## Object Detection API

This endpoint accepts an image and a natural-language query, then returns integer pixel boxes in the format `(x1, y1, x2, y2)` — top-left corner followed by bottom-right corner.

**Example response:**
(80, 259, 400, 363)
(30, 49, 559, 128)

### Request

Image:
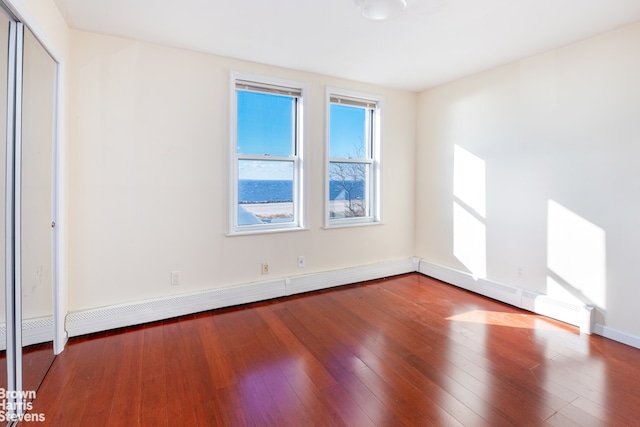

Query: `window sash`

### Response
(238, 153, 297, 161)
(330, 95, 376, 109)
(327, 90, 380, 226)
(328, 157, 373, 165)
(236, 80, 302, 98)
(231, 76, 304, 233)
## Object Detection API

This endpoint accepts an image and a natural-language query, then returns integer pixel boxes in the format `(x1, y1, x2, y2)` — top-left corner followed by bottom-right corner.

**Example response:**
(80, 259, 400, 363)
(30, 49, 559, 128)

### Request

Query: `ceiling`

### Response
(53, 0, 640, 92)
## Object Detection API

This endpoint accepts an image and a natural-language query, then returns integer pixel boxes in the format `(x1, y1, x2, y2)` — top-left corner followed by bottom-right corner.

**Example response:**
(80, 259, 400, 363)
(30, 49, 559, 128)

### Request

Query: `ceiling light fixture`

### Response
(355, 0, 407, 21)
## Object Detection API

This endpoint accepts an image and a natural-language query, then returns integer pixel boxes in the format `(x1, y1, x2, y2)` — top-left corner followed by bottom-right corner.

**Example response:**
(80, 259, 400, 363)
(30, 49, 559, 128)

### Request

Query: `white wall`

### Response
(66, 30, 417, 312)
(416, 21, 640, 338)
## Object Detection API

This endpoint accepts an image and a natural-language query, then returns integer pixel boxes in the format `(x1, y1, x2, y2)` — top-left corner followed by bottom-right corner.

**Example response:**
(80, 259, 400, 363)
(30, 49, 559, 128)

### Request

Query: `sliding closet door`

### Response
(19, 25, 56, 392)
(0, 14, 58, 411)
(0, 11, 10, 394)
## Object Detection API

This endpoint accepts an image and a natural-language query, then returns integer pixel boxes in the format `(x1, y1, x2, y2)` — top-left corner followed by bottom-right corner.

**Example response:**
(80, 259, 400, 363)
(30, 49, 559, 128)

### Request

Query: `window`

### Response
(326, 89, 381, 226)
(230, 74, 305, 234)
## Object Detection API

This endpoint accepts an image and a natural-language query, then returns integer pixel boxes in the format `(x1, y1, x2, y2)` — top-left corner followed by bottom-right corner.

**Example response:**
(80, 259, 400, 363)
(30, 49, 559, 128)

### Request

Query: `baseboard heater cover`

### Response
(62, 257, 640, 349)
(65, 278, 286, 337)
(417, 259, 594, 334)
(286, 258, 416, 296)
(0, 316, 54, 351)
(66, 258, 416, 337)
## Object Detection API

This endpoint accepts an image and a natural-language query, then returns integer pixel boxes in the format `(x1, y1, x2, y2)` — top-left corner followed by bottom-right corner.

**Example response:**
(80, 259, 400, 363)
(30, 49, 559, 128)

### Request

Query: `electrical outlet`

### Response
(262, 262, 269, 275)
(516, 265, 525, 278)
(171, 270, 181, 285)
(298, 256, 305, 268)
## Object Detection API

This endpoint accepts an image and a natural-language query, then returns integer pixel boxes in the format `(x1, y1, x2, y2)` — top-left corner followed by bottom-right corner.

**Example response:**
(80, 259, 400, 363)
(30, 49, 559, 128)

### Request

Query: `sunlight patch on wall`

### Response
(453, 145, 486, 216)
(547, 200, 607, 309)
(453, 145, 486, 279)
(453, 203, 486, 279)
(546, 275, 583, 307)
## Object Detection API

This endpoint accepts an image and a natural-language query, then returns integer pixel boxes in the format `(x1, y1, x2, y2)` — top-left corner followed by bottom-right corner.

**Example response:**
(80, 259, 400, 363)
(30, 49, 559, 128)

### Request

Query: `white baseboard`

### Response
(593, 323, 640, 350)
(417, 259, 595, 335)
(0, 316, 54, 351)
(62, 257, 640, 351)
(286, 258, 416, 295)
(66, 258, 416, 338)
(65, 278, 286, 337)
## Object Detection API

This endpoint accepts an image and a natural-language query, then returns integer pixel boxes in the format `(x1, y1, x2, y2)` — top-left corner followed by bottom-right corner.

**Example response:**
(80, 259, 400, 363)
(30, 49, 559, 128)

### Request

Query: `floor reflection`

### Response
(0, 342, 54, 414)
(22, 342, 55, 393)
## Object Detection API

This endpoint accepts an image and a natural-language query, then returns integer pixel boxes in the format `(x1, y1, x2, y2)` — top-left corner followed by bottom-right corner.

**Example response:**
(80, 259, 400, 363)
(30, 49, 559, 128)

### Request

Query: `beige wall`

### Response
(67, 30, 417, 311)
(416, 22, 640, 337)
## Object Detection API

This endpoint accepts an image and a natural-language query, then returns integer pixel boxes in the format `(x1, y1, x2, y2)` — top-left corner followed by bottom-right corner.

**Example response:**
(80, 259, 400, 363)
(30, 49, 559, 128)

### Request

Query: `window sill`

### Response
(226, 226, 309, 237)
(322, 220, 383, 230)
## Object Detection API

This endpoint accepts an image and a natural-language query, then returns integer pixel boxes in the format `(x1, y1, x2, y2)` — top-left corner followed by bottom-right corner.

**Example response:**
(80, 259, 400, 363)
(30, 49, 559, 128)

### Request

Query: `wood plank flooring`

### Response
(20, 274, 640, 426)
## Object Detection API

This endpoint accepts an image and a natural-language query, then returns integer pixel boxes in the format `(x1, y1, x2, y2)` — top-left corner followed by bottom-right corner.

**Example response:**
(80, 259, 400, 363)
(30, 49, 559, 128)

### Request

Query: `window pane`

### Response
(329, 162, 370, 218)
(238, 160, 294, 225)
(330, 104, 367, 158)
(237, 90, 294, 156)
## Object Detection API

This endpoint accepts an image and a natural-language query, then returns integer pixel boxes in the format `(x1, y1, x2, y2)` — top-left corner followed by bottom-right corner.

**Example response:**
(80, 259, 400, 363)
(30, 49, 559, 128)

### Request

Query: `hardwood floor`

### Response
(20, 274, 640, 426)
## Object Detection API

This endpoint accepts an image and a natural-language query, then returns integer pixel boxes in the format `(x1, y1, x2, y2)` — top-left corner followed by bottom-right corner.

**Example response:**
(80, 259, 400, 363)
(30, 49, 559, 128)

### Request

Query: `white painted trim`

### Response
(52, 61, 67, 354)
(228, 71, 308, 236)
(324, 87, 384, 228)
(593, 323, 640, 350)
(13, 21, 24, 395)
(4, 17, 19, 403)
(66, 258, 416, 337)
(417, 259, 594, 334)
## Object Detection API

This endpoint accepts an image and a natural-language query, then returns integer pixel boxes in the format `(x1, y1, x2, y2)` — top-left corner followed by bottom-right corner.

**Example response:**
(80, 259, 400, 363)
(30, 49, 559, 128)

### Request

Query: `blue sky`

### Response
(237, 91, 293, 156)
(329, 104, 366, 159)
(237, 91, 366, 180)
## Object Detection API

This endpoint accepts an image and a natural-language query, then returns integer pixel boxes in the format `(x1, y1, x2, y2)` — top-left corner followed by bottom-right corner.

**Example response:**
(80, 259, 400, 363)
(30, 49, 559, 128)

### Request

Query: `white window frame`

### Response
(325, 87, 382, 228)
(229, 72, 306, 235)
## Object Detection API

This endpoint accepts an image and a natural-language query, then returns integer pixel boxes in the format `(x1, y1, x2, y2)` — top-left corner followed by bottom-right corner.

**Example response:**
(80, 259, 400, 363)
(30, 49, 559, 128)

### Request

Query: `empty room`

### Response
(1, 0, 640, 425)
